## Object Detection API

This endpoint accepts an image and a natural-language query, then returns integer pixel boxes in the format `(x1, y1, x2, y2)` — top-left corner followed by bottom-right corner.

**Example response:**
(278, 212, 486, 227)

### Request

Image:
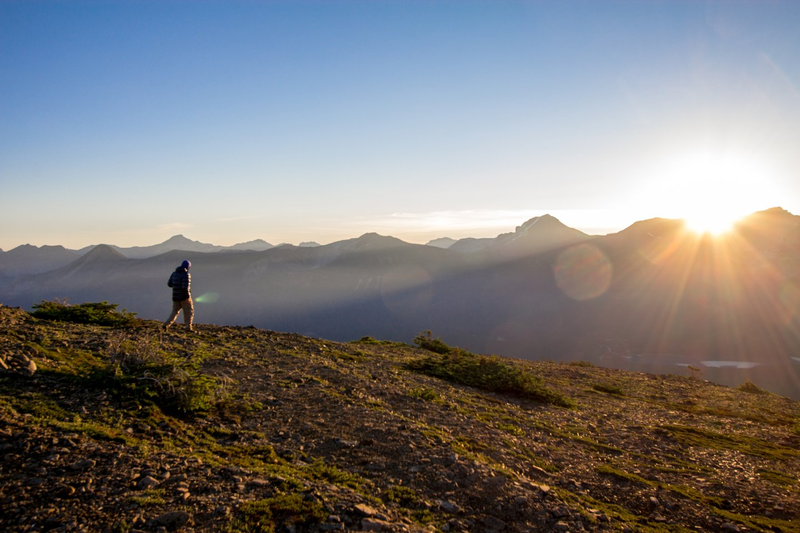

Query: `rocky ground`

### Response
(0, 304, 798, 532)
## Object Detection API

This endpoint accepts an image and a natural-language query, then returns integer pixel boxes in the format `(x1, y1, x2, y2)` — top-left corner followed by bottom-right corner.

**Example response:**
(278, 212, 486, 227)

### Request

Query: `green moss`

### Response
(408, 387, 440, 402)
(382, 484, 421, 507)
(591, 383, 624, 396)
(757, 468, 796, 486)
(303, 460, 366, 491)
(497, 423, 526, 436)
(231, 493, 327, 533)
(663, 425, 798, 460)
(556, 488, 697, 533)
(128, 489, 166, 507)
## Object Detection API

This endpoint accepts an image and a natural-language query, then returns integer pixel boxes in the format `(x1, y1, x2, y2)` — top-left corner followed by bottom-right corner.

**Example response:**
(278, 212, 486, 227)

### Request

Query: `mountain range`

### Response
(1, 208, 799, 398)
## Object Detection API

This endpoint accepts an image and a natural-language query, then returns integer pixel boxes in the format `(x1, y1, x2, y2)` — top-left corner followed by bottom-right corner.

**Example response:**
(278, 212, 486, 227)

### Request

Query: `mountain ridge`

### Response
(0, 305, 798, 532)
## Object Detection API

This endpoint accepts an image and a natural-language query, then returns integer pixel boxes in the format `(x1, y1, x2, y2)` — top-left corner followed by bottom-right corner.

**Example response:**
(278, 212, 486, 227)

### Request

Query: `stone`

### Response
(354, 503, 379, 517)
(56, 484, 76, 497)
(361, 518, 393, 531)
(138, 476, 159, 489)
(552, 507, 570, 518)
(26, 359, 37, 375)
(150, 511, 191, 529)
(438, 500, 461, 514)
(70, 459, 96, 471)
(482, 516, 507, 530)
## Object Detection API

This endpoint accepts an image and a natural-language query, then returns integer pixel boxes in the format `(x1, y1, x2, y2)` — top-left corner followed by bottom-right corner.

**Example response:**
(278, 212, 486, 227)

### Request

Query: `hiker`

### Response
(164, 260, 193, 331)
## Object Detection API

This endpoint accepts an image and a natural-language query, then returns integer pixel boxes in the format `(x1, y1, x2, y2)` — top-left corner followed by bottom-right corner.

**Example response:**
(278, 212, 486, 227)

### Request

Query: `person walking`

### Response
(164, 260, 193, 331)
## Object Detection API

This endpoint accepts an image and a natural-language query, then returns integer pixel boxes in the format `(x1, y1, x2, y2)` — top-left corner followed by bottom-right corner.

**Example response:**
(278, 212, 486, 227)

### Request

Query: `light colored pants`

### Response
(165, 298, 194, 328)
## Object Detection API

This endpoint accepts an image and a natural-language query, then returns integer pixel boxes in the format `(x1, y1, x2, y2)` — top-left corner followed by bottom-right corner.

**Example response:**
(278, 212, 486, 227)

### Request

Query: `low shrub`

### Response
(409, 332, 574, 408)
(408, 387, 440, 402)
(31, 300, 136, 327)
(232, 493, 326, 533)
(103, 333, 228, 416)
(737, 380, 766, 394)
(592, 383, 624, 396)
(413, 330, 454, 355)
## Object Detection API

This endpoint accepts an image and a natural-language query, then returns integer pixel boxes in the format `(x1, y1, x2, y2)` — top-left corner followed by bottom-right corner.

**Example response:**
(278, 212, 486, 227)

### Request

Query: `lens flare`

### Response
(195, 292, 220, 304)
(554, 244, 613, 301)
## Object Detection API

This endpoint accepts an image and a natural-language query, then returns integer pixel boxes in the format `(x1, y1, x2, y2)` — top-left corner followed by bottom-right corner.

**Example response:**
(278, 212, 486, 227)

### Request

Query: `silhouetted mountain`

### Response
(448, 236, 496, 253)
(222, 239, 274, 252)
(487, 214, 591, 257)
(110, 234, 224, 258)
(426, 237, 457, 249)
(0, 244, 79, 277)
(448, 214, 589, 256)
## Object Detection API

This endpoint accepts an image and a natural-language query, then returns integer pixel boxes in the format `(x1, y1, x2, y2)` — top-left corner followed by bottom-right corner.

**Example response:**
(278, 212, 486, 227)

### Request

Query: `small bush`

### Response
(737, 380, 766, 394)
(103, 333, 228, 416)
(32, 300, 136, 327)
(413, 330, 455, 355)
(408, 387, 440, 402)
(382, 485, 421, 506)
(408, 332, 574, 408)
(592, 383, 624, 396)
(351, 336, 407, 347)
(233, 493, 326, 533)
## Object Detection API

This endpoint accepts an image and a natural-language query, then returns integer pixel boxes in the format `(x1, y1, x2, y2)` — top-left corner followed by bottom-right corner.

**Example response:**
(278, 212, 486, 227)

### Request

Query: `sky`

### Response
(1, 0, 799, 250)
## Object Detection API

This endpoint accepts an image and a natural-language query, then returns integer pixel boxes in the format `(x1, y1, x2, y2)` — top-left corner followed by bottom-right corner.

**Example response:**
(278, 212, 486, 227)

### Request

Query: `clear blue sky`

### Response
(2, 1, 799, 249)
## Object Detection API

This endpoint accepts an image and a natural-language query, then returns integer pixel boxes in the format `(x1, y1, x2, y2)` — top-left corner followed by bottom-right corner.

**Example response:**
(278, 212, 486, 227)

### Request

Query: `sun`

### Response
(642, 150, 779, 236)
(683, 211, 739, 235)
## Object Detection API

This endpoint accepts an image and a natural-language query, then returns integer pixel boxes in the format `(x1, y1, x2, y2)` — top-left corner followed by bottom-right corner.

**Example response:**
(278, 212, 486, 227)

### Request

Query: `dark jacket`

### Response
(167, 267, 191, 301)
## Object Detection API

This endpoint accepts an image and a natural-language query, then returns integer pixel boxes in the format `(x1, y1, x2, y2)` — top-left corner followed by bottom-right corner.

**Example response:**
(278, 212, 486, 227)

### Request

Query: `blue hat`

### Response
(181, 260, 191, 269)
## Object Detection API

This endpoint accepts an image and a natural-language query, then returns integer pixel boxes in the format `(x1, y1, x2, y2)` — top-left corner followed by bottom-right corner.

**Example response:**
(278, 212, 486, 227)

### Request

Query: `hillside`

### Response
(1, 305, 798, 532)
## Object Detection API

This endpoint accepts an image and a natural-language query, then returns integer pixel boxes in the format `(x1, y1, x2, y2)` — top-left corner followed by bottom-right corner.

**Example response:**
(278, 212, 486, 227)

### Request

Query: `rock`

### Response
(438, 500, 461, 514)
(70, 459, 96, 471)
(482, 516, 507, 530)
(149, 511, 191, 530)
(25, 359, 36, 375)
(56, 484, 76, 497)
(354, 503, 379, 517)
(361, 518, 393, 531)
(554, 521, 570, 531)
(138, 476, 159, 489)
(721, 524, 741, 532)
(552, 507, 570, 518)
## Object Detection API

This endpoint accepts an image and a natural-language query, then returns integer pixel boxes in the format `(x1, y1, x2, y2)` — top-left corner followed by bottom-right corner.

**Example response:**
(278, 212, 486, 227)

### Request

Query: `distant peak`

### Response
(755, 207, 793, 217)
(164, 234, 194, 243)
(79, 244, 128, 262)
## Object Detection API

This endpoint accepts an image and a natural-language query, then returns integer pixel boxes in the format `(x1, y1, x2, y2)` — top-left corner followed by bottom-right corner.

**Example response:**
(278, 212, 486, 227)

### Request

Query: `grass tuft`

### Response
(408, 332, 574, 408)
